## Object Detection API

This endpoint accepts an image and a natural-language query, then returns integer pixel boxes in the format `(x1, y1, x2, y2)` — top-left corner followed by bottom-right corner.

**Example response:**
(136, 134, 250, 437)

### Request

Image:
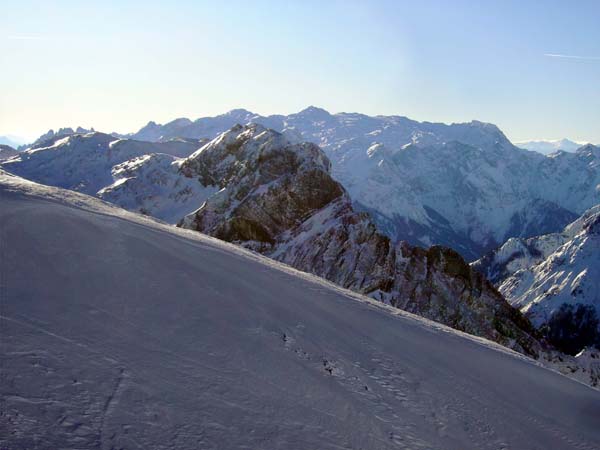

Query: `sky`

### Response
(2, 0, 599, 143)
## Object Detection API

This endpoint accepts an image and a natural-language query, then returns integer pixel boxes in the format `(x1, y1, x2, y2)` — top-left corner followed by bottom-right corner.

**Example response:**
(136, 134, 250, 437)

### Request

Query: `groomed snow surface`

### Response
(1, 172, 600, 450)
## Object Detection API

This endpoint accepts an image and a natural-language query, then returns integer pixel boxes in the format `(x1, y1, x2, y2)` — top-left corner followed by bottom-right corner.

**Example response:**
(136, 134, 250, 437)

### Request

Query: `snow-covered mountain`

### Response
(2, 169, 600, 449)
(128, 108, 600, 260)
(473, 207, 600, 353)
(178, 124, 542, 355)
(7, 122, 600, 368)
(1, 124, 542, 355)
(27, 126, 95, 149)
(2, 132, 203, 197)
(0, 144, 19, 161)
(516, 138, 587, 154)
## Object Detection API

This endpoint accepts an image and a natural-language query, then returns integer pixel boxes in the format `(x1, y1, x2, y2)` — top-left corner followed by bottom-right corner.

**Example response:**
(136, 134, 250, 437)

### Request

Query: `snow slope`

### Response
(128, 108, 600, 259)
(2, 171, 600, 450)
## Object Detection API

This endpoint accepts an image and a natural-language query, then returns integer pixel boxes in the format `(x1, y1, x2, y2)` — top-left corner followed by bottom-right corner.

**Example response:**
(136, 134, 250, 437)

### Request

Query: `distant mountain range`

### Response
(515, 138, 589, 154)
(0, 135, 28, 149)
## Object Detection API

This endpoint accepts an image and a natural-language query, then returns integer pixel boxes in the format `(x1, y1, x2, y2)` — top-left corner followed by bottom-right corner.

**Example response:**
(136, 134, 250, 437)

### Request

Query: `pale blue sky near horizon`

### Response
(2, 0, 599, 143)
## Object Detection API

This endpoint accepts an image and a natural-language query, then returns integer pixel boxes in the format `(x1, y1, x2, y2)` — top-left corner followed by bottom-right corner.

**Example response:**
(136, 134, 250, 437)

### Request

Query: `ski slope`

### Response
(1, 171, 599, 450)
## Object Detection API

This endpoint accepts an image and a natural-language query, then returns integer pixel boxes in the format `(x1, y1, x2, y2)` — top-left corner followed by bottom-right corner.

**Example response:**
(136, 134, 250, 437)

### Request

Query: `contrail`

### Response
(544, 53, 600, 61)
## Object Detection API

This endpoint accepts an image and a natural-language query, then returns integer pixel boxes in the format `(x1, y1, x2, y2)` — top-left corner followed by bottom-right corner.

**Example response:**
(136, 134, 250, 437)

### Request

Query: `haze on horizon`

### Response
(2, 0, 599, 144)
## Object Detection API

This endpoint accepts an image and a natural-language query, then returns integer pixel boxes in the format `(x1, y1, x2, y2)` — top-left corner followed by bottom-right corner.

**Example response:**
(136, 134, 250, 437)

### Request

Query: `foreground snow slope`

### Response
(1, 172, 600, 450)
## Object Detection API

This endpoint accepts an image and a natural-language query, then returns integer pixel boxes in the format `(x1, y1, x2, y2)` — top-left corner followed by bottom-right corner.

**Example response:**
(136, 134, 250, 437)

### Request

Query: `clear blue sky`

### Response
(2, 0, 599, 143)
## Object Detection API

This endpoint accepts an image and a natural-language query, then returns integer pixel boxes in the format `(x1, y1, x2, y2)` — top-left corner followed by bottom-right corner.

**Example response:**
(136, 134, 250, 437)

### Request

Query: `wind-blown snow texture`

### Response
(2, 170, 600, 450)
(474, 206, 600, 328)
(128, 107, 600, 260)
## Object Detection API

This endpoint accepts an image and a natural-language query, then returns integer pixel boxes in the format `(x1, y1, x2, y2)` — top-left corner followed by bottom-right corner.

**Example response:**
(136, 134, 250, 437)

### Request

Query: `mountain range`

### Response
(3, 109, 600, 379)
(473, 206, 600, 354)
(1, 125, 541, 356)
(125, 108, 600, 261)
(516, 138, 588, 154)
(0, 134, 28, 149)
(15, 109, 600, 262)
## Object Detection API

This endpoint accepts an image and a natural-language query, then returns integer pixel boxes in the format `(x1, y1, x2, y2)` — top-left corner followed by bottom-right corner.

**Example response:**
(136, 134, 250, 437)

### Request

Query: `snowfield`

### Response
(1, 171, 600, 450)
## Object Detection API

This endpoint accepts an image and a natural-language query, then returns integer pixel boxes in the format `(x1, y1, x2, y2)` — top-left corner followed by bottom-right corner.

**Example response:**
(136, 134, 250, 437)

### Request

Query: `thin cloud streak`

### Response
(7, 35, 47, 40)
(544, 53, 600, 61)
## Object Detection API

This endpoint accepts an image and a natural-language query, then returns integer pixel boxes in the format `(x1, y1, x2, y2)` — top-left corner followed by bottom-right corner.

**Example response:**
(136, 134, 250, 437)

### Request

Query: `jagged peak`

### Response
(181, 123, 332, 187)
(189, 123, 302, 162)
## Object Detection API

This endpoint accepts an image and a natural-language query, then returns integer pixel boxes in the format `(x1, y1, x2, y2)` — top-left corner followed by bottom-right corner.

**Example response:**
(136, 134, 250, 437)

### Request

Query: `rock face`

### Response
(128, 108, 600, 260)
(181, 124, 541, 356)
(474, 206, 600, 332)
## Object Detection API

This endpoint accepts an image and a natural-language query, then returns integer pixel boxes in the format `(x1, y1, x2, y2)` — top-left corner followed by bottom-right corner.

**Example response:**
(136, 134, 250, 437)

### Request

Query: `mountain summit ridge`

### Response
(120, 108, 600, 260)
